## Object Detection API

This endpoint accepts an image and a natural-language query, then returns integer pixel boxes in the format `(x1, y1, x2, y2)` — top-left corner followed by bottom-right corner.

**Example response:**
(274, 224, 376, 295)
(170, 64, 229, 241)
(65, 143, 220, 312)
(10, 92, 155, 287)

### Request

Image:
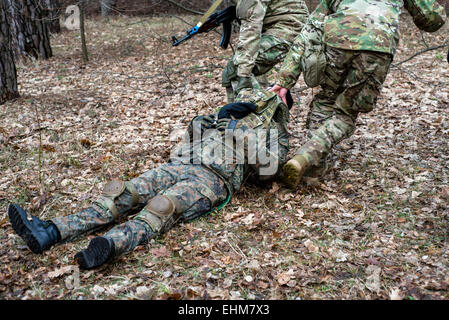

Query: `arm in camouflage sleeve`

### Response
(275, 0, 333, 89)
(234, 0, 269, 78)
(275, 0, 350, 89)
(405, 0, 447, 32)
(275, 33, 306, 89)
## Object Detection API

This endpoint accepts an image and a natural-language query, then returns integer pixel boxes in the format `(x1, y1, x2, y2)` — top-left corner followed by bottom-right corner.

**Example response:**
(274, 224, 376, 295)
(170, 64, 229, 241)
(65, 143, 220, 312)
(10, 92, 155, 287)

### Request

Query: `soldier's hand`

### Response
(215, 118, 232, 131)
(190, 115, 217, 137)
(199, 115, 217, 128)
(270, 85, 288, 106)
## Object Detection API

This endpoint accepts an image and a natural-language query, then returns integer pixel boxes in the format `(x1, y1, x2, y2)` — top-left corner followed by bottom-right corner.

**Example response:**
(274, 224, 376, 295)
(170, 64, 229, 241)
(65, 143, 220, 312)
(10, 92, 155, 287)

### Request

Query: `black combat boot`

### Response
(8, 203, 61, 254)
(74, 237, 115, 270)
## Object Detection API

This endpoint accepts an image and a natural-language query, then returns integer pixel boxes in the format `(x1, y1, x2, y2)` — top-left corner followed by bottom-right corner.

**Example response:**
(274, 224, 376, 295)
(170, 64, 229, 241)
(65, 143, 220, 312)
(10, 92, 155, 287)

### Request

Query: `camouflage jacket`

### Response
(171, 89, 290, 195)
(276, 0, 447, 89)
(230, 0, 309, 77)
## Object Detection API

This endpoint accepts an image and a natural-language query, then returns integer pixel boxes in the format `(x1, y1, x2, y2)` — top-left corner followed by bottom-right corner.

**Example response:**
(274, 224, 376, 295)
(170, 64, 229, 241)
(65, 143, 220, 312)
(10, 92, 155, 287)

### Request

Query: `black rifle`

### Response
(172, 6, 236, 49)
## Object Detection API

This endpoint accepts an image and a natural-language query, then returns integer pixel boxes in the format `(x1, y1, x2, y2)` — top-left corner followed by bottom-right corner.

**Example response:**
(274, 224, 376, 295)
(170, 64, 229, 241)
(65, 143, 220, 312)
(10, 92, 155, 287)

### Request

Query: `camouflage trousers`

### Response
(297, 46, 392, 178)
(51, 163, 228, 255)
(222, 34, 291, 103)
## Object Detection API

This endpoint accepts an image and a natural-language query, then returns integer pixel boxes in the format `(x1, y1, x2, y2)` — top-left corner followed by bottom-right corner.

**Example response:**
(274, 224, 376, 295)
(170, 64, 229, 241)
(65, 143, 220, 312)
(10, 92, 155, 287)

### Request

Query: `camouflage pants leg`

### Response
(222, 34, 290, 103)
(51, 163, 220, 241)
(297, 46, 392, 176)
(100, 164, 228, 255)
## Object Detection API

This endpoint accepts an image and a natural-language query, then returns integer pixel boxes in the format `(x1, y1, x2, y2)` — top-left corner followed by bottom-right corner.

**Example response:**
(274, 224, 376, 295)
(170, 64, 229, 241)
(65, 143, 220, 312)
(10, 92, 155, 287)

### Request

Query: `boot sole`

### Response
(75, 237, 113, 270)
(281, 160, 304, 189)
(8, 204, 44, 254)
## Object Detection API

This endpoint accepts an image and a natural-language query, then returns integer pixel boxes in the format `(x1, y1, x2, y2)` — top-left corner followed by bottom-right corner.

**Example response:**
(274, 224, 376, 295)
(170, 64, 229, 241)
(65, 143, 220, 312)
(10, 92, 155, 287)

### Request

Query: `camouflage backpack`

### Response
(299, 13, 327, 88)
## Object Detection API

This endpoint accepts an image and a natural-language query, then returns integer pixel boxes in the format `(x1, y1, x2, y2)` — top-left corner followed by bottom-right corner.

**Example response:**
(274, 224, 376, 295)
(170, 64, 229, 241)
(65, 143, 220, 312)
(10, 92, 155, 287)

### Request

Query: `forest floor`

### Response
(0, 14, 448, 300)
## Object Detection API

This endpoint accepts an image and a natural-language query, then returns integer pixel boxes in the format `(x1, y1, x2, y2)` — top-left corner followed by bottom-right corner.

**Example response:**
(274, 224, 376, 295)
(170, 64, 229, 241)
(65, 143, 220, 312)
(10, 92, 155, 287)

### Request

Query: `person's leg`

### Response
(292, 47, 353, 183)
(75, 165, 228, 269)
(252, 34, 290, 88)
(301, 48, 353, 182)
(282, 48, 392, 188)
(222, 35, 290, 103)
(9, 163, 182, 253)
(222, 59, 238, 103)
(51, 163, 181, 241)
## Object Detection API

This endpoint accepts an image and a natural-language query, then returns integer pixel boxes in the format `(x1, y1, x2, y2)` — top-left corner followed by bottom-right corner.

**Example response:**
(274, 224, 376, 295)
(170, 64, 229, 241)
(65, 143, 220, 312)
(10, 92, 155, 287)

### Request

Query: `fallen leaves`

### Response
(304, 239, 319, 253)
(0, 14, 448, 301)
(365, 265, 382, 294)
(135, 286, 152, 299)
(389, 287, 403, 300)
(277, 269, 296, 287)
(151, 246, 171, 258)
(246, 259, 261, 271)
(47, 265, 78, 279)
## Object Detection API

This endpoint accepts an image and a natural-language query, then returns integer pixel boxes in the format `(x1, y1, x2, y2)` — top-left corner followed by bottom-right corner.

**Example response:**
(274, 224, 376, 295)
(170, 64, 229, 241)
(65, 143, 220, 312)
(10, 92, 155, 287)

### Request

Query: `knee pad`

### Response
(135, 195, 181, 233)
(95, 180, 139, 221)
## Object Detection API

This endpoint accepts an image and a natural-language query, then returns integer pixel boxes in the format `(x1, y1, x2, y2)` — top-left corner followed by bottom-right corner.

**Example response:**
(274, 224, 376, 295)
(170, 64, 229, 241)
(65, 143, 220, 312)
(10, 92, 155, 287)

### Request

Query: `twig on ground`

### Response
(393, 64, 449, 87)
(420, 31, 430, 49)
(392, 41, 448, 67)
(31, 100, 43, 187)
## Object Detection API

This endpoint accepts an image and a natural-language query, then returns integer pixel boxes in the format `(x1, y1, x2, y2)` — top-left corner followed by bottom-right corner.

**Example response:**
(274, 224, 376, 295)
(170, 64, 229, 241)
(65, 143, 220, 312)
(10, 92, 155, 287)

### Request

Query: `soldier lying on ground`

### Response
(270, 0, 447, 188)
(8, 88, 293, 270)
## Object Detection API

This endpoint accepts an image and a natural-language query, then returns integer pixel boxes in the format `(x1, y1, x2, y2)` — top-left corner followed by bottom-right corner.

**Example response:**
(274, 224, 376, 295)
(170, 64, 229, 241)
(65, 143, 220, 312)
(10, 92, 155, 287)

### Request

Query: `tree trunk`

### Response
(40, 0, 61, 33)
(6, 0, 52, 59)
(80, 0, 88, 62)
(0, 0, 19, 105)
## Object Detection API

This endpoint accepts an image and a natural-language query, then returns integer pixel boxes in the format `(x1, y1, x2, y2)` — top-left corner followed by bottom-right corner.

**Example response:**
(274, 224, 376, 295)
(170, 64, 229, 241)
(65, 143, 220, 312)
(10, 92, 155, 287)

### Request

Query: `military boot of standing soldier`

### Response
(222, 0, 309, 103)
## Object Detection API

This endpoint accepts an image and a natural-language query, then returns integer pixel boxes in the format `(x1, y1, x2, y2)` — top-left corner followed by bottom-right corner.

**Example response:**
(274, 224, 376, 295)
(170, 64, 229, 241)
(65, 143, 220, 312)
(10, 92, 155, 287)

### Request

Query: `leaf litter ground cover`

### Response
(0, 15, 448, 300)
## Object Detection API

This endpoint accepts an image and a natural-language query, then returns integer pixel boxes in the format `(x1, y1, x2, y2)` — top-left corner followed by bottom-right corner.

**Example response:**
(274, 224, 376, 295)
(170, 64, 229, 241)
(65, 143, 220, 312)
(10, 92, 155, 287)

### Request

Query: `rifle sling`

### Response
(197, 0, 224, 27)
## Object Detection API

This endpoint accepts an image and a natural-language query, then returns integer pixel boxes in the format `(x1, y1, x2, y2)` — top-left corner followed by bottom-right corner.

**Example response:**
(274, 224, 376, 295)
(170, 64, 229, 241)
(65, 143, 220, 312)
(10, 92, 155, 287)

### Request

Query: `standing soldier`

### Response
(223, 0, 309, 103)
(271, 0, 447, 188)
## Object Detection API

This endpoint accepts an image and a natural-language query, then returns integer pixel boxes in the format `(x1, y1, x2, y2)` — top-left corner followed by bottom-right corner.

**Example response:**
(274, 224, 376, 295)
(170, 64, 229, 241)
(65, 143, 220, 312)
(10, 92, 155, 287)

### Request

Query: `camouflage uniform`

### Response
(52, 90, 290, 256)
(223, 0, 309, 102)
(276, 0, 446, 180)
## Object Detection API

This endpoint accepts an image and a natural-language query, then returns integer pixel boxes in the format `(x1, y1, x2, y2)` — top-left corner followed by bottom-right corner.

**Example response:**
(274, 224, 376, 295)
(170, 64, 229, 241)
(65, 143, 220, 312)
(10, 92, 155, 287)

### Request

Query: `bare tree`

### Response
(6, 0, 52, 59)
(100, 0, 116, 17)
(0, 0, 19, 105)
(40, 0, 61, 33)
(80, 0, 88, 62)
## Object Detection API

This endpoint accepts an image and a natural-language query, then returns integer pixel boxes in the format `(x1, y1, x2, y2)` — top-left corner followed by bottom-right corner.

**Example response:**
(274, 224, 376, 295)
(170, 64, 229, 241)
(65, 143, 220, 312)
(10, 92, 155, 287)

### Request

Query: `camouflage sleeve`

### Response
(405, 0, 447, 32)
(233, 0, 269, 78)
(275, 0, 332, 89)
(275, 33, 305, 89)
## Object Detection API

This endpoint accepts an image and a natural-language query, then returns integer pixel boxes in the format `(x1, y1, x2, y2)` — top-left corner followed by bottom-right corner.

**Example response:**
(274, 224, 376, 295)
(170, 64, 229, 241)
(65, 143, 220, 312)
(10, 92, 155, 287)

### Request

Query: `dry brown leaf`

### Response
(151, 246, 170, 258)
(277, 272, 291, 286)
(48, 265, 78, 279)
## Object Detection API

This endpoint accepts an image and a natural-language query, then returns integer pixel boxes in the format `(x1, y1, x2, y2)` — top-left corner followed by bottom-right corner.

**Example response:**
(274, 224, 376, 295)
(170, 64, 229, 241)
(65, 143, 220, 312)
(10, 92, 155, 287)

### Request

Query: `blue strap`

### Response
(228, 120, 238, 130)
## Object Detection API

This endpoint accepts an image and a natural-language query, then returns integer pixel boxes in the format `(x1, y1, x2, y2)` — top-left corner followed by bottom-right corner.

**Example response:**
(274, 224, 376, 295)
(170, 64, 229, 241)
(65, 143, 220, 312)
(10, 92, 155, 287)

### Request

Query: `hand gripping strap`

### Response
(95, 180, 139, 221)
